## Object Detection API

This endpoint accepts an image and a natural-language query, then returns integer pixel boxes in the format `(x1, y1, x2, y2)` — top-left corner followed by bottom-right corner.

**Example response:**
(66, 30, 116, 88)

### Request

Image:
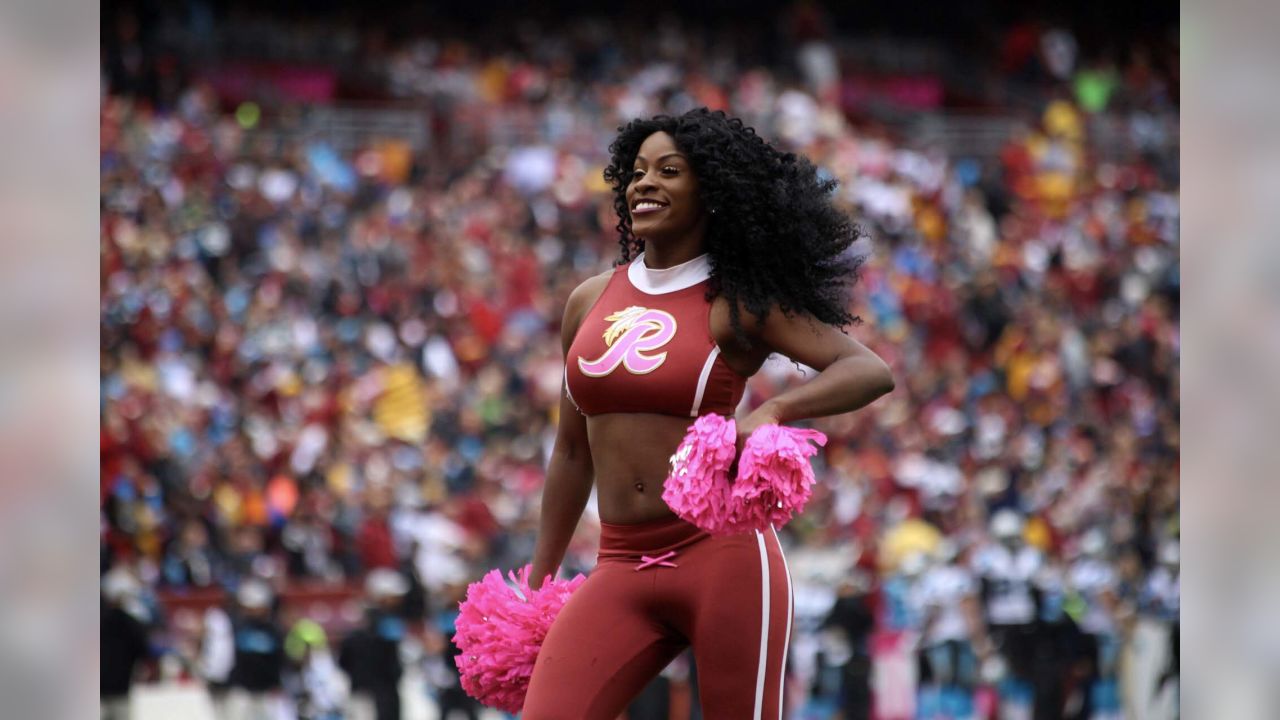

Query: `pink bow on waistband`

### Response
(635, 550, 679, 571)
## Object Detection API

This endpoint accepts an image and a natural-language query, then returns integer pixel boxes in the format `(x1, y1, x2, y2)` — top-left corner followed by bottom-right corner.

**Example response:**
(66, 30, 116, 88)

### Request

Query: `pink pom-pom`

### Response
(452, 565, 585, 713)
(724, 424, 827, 534)
(661, 413, 739, 534)
(662, 415, 827, 535)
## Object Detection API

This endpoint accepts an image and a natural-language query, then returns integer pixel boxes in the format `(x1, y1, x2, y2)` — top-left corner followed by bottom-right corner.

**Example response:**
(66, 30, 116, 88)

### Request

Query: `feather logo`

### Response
(578, 306, 678, 376)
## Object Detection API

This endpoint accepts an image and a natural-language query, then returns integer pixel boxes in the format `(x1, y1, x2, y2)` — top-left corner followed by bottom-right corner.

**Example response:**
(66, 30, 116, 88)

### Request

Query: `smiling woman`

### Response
(521, 107, 894, 719)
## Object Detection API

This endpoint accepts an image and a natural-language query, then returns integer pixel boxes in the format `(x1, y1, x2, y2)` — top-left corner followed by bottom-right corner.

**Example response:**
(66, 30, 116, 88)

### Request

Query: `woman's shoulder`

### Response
(709, 293, 769, 339)
(560, 267, 618, 345)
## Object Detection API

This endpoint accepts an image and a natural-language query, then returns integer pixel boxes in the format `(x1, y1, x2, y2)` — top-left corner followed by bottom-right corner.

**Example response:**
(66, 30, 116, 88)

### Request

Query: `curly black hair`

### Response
(602, 108, 865, 349)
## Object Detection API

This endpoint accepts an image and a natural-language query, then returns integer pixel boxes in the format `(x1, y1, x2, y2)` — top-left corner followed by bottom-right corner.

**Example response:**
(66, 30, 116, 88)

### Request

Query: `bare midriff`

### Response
(586, 412, 699, 524)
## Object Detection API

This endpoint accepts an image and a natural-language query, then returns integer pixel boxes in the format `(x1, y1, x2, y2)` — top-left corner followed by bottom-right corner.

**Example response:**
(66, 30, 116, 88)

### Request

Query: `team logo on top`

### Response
(578, 306, 677, 376)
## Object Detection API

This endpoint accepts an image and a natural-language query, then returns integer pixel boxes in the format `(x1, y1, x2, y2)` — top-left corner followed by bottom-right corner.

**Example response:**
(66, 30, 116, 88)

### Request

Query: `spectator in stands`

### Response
(161, 519, 219, 588)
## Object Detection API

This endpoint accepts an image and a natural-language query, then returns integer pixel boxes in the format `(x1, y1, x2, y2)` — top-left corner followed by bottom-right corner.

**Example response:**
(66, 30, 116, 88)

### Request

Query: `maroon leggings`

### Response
(523, 515, 793, 719)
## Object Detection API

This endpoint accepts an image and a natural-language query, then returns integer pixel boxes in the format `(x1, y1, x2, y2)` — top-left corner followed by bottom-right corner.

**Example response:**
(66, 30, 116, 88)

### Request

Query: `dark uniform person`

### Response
(228, 579, 286, 719)
(427, 582, 483, 720)
(822, 573, 877, 720)
(101, 569, 153, 720)
(340, 569, 409, 720)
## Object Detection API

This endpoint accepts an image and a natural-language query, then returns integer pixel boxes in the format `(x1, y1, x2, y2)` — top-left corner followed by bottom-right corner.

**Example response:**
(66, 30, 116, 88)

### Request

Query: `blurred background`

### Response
(99, 1, 1178, 718)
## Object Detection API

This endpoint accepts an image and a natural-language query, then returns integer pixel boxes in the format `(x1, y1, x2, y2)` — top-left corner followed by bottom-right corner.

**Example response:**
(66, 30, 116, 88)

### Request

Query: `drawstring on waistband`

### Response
(634, 550, 679, 571)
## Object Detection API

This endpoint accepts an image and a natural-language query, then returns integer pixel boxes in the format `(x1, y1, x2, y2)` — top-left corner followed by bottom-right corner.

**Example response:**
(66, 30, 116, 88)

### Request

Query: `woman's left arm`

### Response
(740, 309, 894, 435)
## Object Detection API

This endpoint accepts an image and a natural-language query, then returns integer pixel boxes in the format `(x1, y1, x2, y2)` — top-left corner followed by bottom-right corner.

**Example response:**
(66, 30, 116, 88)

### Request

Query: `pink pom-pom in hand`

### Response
(661, 413, 739, 534)
(662, 415, 828, 535)
(452, 565, 585, 713)
(724, 424, 827, 534)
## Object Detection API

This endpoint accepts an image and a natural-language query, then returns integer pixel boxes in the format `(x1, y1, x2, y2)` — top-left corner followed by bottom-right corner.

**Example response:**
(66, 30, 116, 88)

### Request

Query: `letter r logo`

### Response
(577, 306, 678, 377)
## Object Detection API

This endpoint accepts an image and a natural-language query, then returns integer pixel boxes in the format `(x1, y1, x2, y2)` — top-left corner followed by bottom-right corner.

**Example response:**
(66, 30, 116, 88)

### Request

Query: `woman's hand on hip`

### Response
(732, 400, 783, 475)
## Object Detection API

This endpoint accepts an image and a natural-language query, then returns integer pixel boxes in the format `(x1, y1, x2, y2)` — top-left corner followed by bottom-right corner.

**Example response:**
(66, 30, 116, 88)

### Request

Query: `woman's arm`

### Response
(738, 308, 894, 436)
(528, 276, 607, 590)
(528, 389, 593, 590)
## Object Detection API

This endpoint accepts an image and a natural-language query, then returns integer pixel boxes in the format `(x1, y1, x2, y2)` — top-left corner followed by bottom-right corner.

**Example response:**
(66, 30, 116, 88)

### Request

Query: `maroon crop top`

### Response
(565, 253, 748, 418)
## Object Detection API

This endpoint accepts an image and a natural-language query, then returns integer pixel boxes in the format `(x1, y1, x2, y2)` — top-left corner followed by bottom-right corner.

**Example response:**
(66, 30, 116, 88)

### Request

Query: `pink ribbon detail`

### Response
(634, 550, 679, 571)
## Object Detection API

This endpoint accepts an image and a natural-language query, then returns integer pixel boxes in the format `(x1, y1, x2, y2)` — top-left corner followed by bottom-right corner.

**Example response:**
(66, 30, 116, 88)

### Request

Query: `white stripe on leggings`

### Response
(773, 526, 793, 720)
(754, 531, 770, 720)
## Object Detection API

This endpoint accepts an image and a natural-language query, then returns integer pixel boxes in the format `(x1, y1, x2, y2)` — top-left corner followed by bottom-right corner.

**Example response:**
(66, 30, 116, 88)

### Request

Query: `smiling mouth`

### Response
(632, 200, 668, 214)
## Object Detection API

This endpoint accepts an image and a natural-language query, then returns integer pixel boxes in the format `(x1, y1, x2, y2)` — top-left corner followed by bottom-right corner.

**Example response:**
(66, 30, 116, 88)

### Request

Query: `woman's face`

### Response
(626, 131, 707, 244)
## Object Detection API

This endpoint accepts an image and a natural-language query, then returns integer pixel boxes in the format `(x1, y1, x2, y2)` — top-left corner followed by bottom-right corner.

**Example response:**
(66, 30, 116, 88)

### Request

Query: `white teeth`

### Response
(635, 201, 665, 210)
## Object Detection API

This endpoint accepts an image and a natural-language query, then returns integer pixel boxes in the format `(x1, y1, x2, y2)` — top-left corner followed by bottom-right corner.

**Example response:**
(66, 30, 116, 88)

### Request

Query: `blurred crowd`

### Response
(101, 6, 1178, 720)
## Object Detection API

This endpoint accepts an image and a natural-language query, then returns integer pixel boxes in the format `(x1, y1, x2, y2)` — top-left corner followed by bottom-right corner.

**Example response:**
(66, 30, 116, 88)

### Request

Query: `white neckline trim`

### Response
(627, 251, 711, 295)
